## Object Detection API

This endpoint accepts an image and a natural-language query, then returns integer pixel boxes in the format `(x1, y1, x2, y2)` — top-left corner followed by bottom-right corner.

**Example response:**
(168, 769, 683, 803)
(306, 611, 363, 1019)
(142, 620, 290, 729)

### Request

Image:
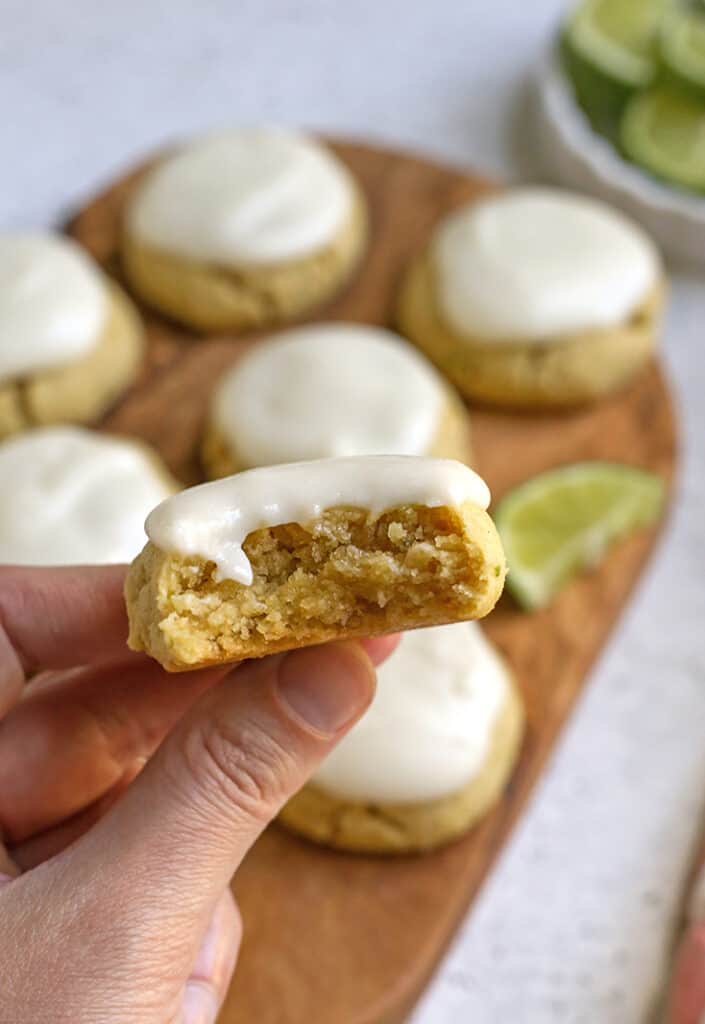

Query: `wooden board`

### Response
(68, 140, 678, 1024)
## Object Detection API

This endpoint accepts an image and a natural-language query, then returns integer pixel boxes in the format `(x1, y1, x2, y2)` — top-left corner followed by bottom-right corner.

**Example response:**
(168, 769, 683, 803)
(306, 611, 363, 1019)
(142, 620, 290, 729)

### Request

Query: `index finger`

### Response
(0, 565, 130, 711)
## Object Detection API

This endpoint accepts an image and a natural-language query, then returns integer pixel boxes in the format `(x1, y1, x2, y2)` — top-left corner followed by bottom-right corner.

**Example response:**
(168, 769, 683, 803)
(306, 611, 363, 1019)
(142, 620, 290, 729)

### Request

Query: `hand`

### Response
(665, 839, 705, 1024)
(0, 565, 390, 1023)
(666, 923, 705, 1024)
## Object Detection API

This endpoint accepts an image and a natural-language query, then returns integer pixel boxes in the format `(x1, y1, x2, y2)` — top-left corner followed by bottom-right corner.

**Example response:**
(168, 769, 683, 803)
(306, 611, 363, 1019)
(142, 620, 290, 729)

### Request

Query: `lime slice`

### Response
(660, 10, 705, 96)
(494, 463, 665, 611)
(567, 0, 667, 87)
(621, 85, 705, 192)
(562, 0, 672, 137)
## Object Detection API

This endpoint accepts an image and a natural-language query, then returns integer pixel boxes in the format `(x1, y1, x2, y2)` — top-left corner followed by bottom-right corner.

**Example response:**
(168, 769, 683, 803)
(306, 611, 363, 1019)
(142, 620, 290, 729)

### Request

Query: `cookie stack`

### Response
(0, 125, 666, 852)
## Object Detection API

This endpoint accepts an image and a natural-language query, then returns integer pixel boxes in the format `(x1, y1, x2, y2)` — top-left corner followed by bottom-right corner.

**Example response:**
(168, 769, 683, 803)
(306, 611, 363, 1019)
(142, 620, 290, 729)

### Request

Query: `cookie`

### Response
(0, 426, 176, 565)
(397, 188, 665, 409)
(280, 622, 524, 853)
(0, 233, 143, 439)
(125, 456, 506, 671)
(122, 128, 367, 332)
(201, 323, 473, 477)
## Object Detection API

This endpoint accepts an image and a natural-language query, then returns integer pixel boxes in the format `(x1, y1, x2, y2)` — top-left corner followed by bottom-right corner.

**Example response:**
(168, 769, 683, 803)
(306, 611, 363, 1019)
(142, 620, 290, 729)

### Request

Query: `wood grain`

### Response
(68, 140, 678, 1024)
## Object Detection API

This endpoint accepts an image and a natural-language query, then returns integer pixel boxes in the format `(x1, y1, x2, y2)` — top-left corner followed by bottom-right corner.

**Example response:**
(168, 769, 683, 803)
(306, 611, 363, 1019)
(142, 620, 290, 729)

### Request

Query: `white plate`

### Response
(534, 50, 705, 269)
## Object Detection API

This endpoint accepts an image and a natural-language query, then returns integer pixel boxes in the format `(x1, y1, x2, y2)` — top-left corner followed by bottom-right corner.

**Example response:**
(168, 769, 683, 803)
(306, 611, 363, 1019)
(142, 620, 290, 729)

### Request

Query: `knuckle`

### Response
(181, 717, 292, 827)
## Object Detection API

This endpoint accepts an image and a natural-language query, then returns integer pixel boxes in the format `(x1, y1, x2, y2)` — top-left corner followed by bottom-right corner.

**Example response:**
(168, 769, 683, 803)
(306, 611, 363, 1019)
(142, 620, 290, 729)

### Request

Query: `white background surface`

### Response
(4, 1, 705, 1020)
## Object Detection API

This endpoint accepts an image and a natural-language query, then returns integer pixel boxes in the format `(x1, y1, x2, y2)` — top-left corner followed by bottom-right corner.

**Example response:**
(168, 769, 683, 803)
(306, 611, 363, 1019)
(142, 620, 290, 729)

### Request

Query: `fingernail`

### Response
(276, 643, 375, 736)
(360, 633, 401, 666)
(182, 981, 219, 1024)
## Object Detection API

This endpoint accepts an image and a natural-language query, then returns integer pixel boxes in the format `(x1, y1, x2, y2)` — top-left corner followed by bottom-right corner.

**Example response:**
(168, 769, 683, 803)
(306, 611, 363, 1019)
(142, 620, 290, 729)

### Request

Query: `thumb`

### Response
(72, 641, 375, 928)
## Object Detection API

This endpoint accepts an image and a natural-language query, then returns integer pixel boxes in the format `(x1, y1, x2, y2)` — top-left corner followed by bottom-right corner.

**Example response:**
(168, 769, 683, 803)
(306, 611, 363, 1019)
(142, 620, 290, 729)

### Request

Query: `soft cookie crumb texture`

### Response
(126, 502, 505, 670)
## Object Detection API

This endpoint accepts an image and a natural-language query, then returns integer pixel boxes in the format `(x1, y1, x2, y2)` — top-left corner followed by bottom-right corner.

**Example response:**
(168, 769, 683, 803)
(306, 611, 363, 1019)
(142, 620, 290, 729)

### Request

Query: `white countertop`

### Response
(4, 1, 705, 1020)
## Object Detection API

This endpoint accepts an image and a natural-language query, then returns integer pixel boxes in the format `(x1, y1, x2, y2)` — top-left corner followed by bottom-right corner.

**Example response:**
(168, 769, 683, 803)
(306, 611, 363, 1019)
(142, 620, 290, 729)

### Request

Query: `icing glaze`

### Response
(212, 323, 446, 465)
(433, 187, 659, 344)
(0, 233, 107, 384)
(0, 427, 172, 565)
(127, 128, 355, 266)
(146, 455, 491, 585)
(313, 622, 509, 803)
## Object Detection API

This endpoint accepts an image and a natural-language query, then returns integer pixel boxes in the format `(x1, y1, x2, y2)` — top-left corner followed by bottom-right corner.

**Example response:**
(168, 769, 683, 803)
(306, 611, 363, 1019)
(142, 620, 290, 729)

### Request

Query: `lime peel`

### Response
(565, 0, 673, 82)
(660, 10, 705, 93)
(494, 462, 665, 611)
(621, 86, 705, 192)
(561, 0, 681, 139)
(568, 3, 658, 87)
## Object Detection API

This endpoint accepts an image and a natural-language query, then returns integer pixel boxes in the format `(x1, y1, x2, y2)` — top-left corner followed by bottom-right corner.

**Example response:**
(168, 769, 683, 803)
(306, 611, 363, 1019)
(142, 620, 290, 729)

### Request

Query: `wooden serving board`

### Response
(68, 140, 677, 1024)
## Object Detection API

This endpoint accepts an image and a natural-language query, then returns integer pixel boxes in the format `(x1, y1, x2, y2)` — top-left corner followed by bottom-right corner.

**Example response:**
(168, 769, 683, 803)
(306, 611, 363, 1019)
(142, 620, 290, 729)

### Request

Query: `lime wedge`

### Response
(494, 463, 665, 611)
(621, 85, 705, 192)
(660, 10, 705, 96)
(562, 0, 672, 137)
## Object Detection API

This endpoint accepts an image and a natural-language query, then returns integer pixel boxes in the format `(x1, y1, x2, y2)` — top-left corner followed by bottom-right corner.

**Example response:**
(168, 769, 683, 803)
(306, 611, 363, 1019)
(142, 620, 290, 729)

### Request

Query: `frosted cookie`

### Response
(122, 128, 367, 332)
(280, 622, 523, 853)
(397, 188, 665, 409)
(202, 323, 473, 477)
(125, 456, 506, 671)
(0, 427, 176, 565)
(0, 233, 143, 439)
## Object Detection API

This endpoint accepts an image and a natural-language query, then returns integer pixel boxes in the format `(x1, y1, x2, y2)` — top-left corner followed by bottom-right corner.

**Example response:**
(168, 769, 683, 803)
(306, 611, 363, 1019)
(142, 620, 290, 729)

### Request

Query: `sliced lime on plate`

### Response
(562, 0, 673, 137)
(494, 462, 665, 611)
(660, 9, 705, 96)
(621, 85, 705, 191)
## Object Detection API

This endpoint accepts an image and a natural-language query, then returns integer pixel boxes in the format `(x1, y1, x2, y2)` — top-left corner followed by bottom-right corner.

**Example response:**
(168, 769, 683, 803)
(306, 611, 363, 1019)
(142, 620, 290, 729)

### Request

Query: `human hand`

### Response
(0, 565, 388, 1023)
(666, 925, 705, 1024)
(664, 844, 705, 1023)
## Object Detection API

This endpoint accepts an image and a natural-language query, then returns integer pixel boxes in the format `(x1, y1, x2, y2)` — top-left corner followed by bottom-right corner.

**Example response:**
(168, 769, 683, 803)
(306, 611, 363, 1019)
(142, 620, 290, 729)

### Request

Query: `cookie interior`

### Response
(126, 501, 505, 670)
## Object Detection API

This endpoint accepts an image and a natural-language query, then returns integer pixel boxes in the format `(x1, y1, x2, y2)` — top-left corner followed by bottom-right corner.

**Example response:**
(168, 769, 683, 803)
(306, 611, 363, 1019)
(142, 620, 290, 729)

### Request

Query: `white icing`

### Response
(127, 128, 355, 266)
(0, 427, 173, 565)
(212, 323, 447, 465)
(313, 622, 509, 803)
(433, 187, 659, 344)
(0, 233, 107, 384)
(146, 455, 490, 585)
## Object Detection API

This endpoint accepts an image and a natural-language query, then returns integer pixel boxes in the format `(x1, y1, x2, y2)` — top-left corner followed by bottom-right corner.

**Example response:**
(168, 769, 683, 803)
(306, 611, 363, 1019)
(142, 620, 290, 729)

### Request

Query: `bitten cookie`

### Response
(397, 187, 665, 409)
(125, 456, 506, 671)
(122, 128, 367, 332)
(0, 426, 176, 565)
(201, 323, 473, 477)
(0, 233, 143, 439)
(280, 622, 524, 853)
